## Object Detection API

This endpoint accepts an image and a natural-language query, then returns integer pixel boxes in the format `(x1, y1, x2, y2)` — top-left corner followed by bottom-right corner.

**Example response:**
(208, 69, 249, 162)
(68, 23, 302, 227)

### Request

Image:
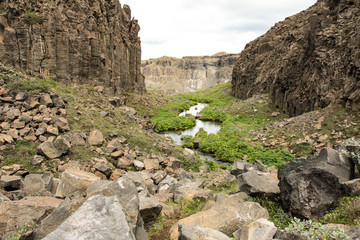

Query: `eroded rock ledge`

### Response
(0, 0, 145, 94)
(232, 0, 360, 116)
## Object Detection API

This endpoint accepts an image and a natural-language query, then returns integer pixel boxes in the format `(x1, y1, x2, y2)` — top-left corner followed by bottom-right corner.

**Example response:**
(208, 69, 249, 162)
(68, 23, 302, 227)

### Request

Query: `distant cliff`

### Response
(0, 0, 145, 94)
(232, 0, 360, 116)
(142, 53, 239, 94)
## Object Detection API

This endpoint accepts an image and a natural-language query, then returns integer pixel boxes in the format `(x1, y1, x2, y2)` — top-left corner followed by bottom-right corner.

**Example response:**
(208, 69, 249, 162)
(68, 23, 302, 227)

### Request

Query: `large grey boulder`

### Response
(86, 177, 142, 235)
(178, 224, 232, 240)
(56, 170, 99, 198)
(0, 175, 22, 191)
(278, 148, 352, 218)
(231, 159, 253, 177)
(0, 196, 63, 235)
(170, 201, 268, 239)
(139, 195, 163, 228)
(237, 170, 280, 198)
(24, 174, 53, 196)
(42, 195, 135, 240)
(37, 141, 63, 159)
(235, 218, 277, 240)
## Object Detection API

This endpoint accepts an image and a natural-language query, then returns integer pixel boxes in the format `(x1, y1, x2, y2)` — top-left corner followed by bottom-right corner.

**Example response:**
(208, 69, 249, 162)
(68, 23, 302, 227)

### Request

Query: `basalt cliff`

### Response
(0, 0, 145, 94)
(232, 0, 359, 116)
(142, 53, 239, 94)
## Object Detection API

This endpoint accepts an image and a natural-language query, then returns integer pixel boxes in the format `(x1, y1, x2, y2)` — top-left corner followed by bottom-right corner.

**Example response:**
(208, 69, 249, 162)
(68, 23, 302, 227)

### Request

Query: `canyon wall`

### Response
(0, 0, 145, 94)
(142, 53, 239, 94)
(232, 0, 360, 116)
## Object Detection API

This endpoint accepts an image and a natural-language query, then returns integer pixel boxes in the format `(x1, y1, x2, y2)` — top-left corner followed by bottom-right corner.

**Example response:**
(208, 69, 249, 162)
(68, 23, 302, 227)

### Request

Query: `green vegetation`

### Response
(24, 11, 43, 24)
(252, 196, 293, 229)
(320, 196, 360, 226)
(179, 198, 207, 218)
(150, 96, 196, 132)
(285, 218, 352, 240)
(1, 222, 35, 240)
(148, 216, 165, 237)
(2, 140, 39, 173)
(208, 180, 239, 194)
(5, 77, 56, 93)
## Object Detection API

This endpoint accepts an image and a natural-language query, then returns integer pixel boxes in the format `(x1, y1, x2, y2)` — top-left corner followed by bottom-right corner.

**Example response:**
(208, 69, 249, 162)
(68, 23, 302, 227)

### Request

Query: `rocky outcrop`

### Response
(142, 53, 239, 94)
(232, 0, 360, 116)
(0, 0, 145, 94)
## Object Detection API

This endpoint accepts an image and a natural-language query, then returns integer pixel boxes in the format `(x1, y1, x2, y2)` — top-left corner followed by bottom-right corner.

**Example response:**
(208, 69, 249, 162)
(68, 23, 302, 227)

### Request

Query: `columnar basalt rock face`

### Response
(0, 0, 145, 94)
(142, 53, 239, 94)
(232, 0, 360, 116)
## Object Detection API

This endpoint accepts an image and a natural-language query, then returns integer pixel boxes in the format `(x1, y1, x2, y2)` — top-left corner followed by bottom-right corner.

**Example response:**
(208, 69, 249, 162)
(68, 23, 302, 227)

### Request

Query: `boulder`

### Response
(70, 132, 86, 146)
(144, 159, 160, 172)
(139, 195, 163, 228)
(152, 170, 167, 185)
(86, 177, 141, 233)
(55, 170, 99, 198)
(54, 117, 70, 132)
(348, 227, 360, 240)
(170, 201, 268, 239)
(174, 178, 205, 203)
(40, 94, 53, 107)
(87, 129, 104, 146)
(37, 141, 63, 159)
(206, 169, 236, 188)
(178, 224, 232, 240)
(343, 178, 360, 197)
(93, 160, 113, 177)
(31, 155, 45, 165)
(117, 157, 132, 169)
(0, 175, 22, 191)
(231, 159, 253, 177)
(158, 175, 177, 194)
(235, 218, 277, 240)
(42, 195, 135, 240)
(53, 135, 71, 155)
(237, 170, 280, 198)
(132, 160, 144, 171)
(24, 174, 53, 196)
(278, 148, 352, 218)
(0, 196, 63, 234)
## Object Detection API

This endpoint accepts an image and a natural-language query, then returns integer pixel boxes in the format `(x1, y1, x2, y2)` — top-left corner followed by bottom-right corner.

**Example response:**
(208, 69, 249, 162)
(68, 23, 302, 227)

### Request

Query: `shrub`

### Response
(285, 218, 352, 240)
(25, 12, 43, 24)
(5, 77, 56, 93)
(180, 199, 206, 218)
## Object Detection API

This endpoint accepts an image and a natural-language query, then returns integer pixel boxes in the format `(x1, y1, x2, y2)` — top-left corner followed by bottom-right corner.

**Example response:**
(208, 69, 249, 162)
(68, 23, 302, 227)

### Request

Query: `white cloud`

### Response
(121, 0, 317, 59)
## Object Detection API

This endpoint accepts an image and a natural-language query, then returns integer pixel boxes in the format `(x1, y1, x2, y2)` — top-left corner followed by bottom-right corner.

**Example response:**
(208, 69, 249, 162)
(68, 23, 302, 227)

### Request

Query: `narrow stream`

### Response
(161, 103, 221, 161)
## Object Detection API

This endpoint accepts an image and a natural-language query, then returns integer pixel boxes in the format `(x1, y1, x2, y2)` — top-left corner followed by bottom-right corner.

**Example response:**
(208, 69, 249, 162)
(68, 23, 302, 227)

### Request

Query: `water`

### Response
(161, 103, 221, 159)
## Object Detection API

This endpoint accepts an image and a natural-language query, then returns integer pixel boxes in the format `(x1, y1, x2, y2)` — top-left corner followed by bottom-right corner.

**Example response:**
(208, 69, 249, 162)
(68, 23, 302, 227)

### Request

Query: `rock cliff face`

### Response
(0, 0, 145, 94)
(232, 0, 360, 116)
(142, 53, 239, 94)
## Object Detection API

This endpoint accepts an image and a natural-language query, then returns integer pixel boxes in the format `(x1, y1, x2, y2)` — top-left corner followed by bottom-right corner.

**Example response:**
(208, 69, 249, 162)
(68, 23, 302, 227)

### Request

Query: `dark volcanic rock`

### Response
(232, 0, 360, 116)
(0, 0, 145, 94)
(278, 148, 352, 218)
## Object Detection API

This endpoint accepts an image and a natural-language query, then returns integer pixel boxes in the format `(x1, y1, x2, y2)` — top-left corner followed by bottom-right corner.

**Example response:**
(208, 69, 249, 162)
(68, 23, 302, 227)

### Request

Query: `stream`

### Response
(161, 103, 221, 161)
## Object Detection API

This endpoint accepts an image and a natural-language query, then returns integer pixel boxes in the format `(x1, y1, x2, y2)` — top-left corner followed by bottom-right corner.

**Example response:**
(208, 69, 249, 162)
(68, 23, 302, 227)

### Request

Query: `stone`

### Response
(231, 0, 360, 116)
(55, 169, 99, 198)
(231, 159, 253, 177)
(46, 125, 59, 136)
(106, 137, 127, 152)
(0, 134, 13, 143)
(53, 135, 71, 154)
(88, 129, 104, 146)
(31, 155, 45, 165)
(37, 141, 63, 159)
(144, 159, 160, 172)
(15, 92, 27, 101)
(139, 195, 163, 228)
(278, 148, 352, 218)
(253, 160, 267, 172)
(110, 169, 125, 181)
(93, 160, 113, 177)
(343, 178, 360, 197)
(117, 157, 132, 169)
(152, 170, 167, 185)
(40, 94, 53, 107)
(193, 139, 201, 149)
(0, 121, 10, 130)
(42, 195, 135, 240)
(174, 178, 205, 203)
(70, 132, 86, 146)
(237, 170, 280, 198)
(54, 117, 70, 132)
(24, 174, 53, 196)
(170, 201, 268, 239)
(192, 189, 215, 201)
(133, 160, 145, 170)
(111, 150, 124, 159)
(178, 224, 232, 240)
(0, 175, 22, 191)
(12, 119, 25, 129)
(348, 227, 360, 240)
(86, 177, 141, 233)
(236, 218, 277, 240)
(183, 148, 195, 158)
(7, 129, 19, 139)
(206, 169, 236, 188)
(158, 175, 177, 194)
(0, 196, 63, 234)
(0, 193, 10, 203)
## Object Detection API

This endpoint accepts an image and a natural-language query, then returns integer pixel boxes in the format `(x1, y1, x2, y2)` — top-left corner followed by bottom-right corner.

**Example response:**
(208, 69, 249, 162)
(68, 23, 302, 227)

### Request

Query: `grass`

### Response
(5, 77, 57, 94)
(179, 198, 207, 218)
(208, 180, 239, 194)
(148, 216, 165, 237)
(1, 222, 35, 240)
(24, 11, 43, 24)
(2, 140, 39, 173)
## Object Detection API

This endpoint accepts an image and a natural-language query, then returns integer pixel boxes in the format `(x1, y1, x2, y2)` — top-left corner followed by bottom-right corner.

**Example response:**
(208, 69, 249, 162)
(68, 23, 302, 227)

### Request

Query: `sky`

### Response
(121, 0, 317, 60)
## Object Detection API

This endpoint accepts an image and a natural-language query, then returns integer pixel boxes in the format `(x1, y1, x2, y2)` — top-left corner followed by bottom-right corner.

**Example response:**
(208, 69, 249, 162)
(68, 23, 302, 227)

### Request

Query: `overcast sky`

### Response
(121, 0, 317, 60)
